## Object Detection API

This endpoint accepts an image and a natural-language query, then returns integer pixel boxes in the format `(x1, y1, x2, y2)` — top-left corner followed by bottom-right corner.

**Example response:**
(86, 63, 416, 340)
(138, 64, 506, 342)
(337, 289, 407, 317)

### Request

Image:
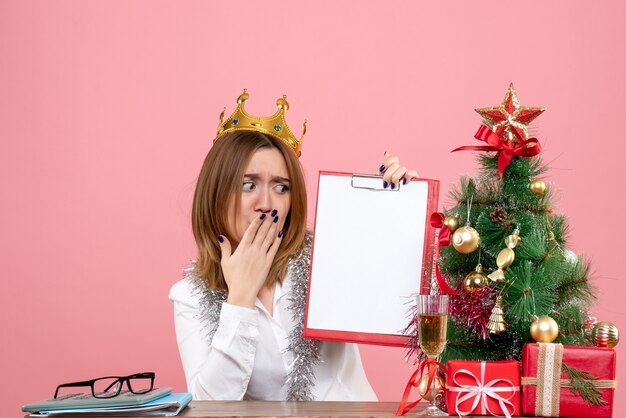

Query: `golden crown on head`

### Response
(214, 89, 306, 157)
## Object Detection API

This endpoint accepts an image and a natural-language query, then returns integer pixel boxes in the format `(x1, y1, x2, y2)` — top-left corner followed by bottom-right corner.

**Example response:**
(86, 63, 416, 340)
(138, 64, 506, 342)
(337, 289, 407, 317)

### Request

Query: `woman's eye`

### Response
(243, 181, 255, 191)
(275, 184, 290, 193)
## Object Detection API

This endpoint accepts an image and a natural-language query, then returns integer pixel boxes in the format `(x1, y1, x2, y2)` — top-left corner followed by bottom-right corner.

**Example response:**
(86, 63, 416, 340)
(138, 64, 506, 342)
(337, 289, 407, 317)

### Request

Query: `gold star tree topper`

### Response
(475, 83, 546, 144)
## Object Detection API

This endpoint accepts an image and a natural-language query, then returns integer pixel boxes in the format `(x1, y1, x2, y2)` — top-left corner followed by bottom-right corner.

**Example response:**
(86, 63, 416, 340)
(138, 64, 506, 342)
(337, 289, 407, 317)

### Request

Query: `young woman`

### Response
(169, 92, 417, 401)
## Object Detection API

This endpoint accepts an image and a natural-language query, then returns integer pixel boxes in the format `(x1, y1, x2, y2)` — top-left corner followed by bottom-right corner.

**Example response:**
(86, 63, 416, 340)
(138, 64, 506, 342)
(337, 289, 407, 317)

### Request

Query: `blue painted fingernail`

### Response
(278, 230, 283, 238)
(273, 216, 279, 223)
(271, 209, 278, 217)
(217, 235, 224, 243)
(383, 181, 388, 189)
(390, 182, 395, 189)
(379, 164, 385, 172)
(402, 178, 407, 185)
(260, 213, 266, 220)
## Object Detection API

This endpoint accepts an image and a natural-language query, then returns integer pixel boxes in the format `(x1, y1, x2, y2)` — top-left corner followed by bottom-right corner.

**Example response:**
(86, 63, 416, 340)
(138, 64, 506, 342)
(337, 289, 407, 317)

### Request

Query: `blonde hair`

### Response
(192, 131, 307, 291)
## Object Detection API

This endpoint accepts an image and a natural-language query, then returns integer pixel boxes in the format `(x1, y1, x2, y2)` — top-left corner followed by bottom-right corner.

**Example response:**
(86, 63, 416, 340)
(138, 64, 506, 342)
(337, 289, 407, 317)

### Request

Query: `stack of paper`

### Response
(22, 388, 192, 417)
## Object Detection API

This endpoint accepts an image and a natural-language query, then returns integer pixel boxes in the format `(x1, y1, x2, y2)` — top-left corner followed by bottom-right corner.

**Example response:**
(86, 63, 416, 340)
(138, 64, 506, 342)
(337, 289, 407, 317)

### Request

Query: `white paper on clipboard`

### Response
(304, 172, 439, 346)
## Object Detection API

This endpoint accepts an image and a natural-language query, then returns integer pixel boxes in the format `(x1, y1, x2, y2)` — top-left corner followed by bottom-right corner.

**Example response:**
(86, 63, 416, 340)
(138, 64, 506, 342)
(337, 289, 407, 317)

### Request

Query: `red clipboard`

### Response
(303, 172, 439, 346)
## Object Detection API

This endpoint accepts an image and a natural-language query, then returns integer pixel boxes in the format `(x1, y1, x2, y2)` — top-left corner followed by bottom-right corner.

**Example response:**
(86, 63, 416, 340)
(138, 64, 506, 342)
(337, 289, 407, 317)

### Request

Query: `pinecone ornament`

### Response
(490, 207, 508, 223)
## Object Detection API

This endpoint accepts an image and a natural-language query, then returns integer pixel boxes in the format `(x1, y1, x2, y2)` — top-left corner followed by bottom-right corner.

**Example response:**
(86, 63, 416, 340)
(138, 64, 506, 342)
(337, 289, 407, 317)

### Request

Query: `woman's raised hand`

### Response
(378, 152, 419, 189)
(217, 211, 283, 308)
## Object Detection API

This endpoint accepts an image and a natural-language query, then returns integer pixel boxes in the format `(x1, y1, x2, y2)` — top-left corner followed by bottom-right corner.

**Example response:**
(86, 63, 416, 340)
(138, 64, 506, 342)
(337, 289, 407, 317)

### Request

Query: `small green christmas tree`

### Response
(435, 84, 596, 363)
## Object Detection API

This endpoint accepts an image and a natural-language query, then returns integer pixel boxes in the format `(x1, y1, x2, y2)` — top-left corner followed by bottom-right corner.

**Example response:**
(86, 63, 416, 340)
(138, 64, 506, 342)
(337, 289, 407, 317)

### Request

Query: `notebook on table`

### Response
(22, 387, 172, 412)
(25, 393, 192, 417)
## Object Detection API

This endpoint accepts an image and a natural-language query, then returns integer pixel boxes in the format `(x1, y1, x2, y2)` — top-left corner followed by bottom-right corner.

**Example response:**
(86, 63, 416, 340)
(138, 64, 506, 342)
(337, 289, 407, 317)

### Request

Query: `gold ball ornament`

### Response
(592, 321, 620, 348)
(443, 215, 460, 233)
(452, 225, 480, 254)
(417, 373, 444, 401)
(530, 316, 559, 343)
(529, 179, 546, 195)
(464, 264, 489, 292)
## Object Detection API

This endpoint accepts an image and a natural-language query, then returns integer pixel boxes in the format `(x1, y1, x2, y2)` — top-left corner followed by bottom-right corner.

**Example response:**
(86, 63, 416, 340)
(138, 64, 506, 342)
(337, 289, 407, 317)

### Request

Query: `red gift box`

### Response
(521, 343, 616, 418)
(446, 360, 521, 417)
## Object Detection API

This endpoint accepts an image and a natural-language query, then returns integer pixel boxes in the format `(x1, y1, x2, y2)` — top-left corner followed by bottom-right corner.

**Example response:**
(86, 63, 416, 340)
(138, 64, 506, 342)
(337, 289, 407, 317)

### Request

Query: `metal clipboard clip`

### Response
(350, 174, 401, 191)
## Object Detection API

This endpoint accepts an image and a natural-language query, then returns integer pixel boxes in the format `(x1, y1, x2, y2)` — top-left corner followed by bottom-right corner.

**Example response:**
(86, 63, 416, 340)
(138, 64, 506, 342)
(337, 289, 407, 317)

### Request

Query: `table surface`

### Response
(179, 401, 415, 417)
(60, 400, 517, 418)
(24, 400, 541, 417)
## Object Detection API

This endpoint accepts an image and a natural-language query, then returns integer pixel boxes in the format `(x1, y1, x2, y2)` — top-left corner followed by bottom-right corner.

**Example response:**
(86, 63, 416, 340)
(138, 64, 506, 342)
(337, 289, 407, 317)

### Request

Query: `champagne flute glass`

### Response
(417, 294, 448, 416)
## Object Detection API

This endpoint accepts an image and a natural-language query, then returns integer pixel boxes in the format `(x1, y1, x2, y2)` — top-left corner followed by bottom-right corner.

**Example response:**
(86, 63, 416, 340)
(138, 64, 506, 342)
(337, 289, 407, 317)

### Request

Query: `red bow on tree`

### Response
(452, 125, 542, 179)
(430, 213, 458, 296)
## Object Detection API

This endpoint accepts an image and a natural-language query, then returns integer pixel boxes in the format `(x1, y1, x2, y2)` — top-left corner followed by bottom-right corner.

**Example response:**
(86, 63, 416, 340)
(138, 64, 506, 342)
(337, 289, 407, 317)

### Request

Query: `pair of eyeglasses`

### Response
(54, 372, 155, 399)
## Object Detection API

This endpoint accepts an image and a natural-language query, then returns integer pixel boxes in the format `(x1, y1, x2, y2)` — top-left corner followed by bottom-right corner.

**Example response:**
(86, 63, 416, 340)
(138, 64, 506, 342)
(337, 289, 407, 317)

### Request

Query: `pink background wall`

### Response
(2, 1, 625, 416)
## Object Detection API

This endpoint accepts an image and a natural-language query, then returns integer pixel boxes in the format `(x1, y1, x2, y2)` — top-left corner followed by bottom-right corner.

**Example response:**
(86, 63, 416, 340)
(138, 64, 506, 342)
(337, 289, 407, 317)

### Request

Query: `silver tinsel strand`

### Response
(186, 231, 320, 401)
(186, 263, 228, 344)
(285, 232, 320, 401)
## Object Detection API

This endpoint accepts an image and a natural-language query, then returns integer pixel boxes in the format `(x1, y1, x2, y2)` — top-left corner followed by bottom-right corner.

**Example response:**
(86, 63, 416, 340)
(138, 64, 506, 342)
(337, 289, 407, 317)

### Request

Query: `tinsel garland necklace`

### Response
(185, 232, 320, 401)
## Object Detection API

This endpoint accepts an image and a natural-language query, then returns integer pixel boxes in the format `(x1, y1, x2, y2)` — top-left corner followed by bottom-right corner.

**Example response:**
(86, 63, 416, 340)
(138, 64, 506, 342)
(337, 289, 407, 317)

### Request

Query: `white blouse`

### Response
(169, 271, 377, 401)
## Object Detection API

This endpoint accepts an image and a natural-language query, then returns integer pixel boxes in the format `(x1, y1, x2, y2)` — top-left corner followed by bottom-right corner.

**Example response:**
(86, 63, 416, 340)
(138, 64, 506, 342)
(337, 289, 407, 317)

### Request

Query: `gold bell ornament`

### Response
(488, 229, 521, 282)
(530, 315, 559, 343)
(591, 321, 620, 348)
(443, 215, 460, 233)
(463, 263, 489, 292)
(529, 179, 546, 195)
(452, 197, 480, 254)
(487, 295, 507, 334)
(417, 373, 445, 401)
